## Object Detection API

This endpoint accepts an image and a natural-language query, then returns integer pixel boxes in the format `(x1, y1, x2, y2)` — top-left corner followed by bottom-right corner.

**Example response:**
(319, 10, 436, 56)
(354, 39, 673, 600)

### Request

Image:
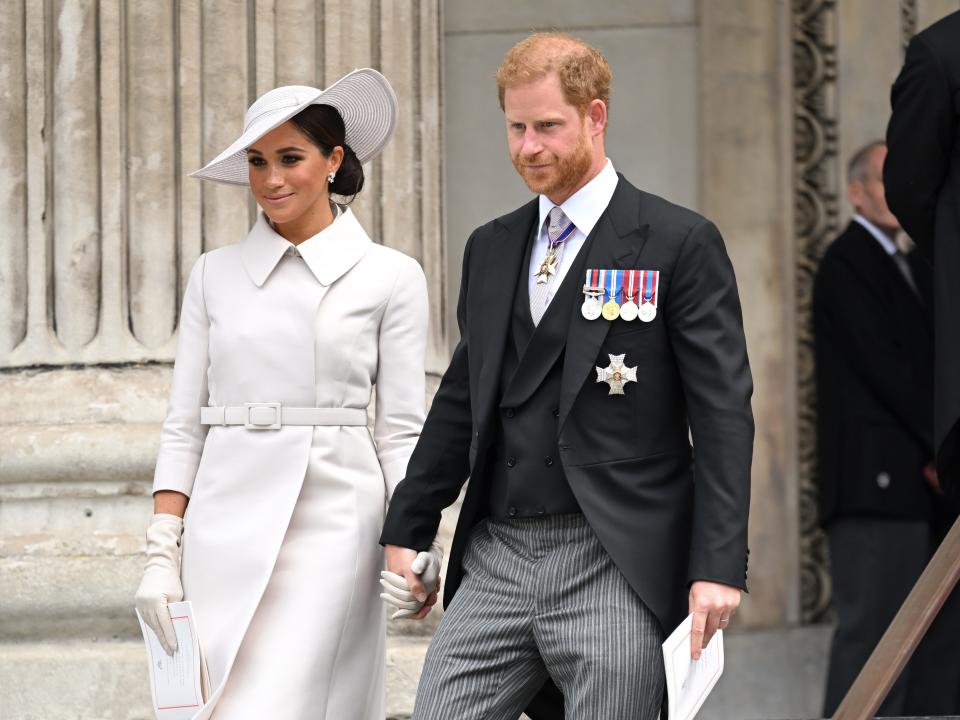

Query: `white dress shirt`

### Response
(528, 158, 619, 309)
(853, 213, 897, 256)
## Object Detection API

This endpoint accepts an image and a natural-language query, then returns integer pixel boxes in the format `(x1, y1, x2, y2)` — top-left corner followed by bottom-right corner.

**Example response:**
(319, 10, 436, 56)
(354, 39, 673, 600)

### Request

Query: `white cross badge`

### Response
(534, 251, 559, 285)
(595, 354, 637, 395)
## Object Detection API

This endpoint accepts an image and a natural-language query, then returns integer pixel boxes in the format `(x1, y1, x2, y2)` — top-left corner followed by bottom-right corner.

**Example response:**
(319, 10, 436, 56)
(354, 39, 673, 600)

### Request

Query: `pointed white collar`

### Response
(852, 213, 898, 256)
(240, 207, 373, 287)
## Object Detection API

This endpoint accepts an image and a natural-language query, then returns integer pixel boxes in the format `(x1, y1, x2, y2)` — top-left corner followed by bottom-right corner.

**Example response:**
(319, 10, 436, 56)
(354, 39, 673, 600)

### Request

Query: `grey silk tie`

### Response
(530, 207, 574, 325)
(891, 250, 920, 297)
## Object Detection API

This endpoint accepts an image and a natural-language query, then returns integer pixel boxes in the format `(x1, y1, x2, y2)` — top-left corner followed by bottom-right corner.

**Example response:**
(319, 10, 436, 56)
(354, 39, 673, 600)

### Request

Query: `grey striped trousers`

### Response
(412, 514, 665, 720)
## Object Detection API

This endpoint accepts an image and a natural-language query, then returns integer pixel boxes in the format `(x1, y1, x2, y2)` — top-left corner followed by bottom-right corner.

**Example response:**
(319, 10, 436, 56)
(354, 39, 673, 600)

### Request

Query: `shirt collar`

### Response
(241, 205, 372, 287)
(538, 158, 619, 237)
(853, 213, 898, 256)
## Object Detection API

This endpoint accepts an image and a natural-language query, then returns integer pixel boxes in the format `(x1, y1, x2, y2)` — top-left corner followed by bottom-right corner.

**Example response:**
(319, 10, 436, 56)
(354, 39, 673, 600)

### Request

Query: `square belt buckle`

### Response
(244, 402, 281, 430)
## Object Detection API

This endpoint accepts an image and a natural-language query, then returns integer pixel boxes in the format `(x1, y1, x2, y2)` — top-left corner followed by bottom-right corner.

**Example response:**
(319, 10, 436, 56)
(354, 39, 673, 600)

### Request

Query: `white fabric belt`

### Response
(200, 404, 367, 429)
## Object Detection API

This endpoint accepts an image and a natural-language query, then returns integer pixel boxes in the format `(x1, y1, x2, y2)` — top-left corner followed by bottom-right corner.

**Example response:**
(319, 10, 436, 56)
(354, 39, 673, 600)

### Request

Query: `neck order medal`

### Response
(535, 213, 575, 284)
(535, 250, 559, 285)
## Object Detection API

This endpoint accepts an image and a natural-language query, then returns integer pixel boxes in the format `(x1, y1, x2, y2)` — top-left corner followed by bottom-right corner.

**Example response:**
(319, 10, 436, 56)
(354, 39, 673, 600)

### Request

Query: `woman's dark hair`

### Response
(289, 104, 365, 201)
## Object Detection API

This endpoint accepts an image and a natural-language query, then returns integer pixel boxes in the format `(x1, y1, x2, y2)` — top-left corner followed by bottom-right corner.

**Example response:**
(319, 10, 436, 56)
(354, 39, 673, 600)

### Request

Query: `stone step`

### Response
(9, 626, 948, 719)
(0, 637, 432, 719)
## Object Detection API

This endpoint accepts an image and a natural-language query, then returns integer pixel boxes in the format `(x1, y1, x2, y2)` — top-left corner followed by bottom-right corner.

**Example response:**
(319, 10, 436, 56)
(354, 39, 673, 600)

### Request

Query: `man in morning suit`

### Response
(814, 140, 942, 716)
(884, 15, 960, 710)
(885, 9, 960, 504)
(380, 33, 754, 720)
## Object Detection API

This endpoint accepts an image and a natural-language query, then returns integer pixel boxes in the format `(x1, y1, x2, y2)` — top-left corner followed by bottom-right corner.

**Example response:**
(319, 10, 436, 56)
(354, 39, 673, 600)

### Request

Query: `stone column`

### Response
(699, 0, 798, 627)
(0, 2, 445, 717)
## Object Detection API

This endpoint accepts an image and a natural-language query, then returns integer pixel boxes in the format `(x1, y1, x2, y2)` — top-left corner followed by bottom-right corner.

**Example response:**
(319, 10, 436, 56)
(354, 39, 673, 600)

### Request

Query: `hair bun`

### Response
(330, 142, 364, 200)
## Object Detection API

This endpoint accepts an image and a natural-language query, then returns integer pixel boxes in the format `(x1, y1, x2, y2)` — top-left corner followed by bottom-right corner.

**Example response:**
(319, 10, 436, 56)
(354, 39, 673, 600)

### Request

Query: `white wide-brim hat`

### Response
(189, 68, 398, 185)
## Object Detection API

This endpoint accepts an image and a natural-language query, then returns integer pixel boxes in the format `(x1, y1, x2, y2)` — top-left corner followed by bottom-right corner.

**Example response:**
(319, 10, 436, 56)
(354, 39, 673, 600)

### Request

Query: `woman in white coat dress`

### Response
(134, 69, 439, 720)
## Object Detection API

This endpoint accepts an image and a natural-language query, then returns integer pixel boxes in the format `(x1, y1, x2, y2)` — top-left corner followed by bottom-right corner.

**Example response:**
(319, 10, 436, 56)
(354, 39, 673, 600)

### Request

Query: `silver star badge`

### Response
(595, 354, 637, 395)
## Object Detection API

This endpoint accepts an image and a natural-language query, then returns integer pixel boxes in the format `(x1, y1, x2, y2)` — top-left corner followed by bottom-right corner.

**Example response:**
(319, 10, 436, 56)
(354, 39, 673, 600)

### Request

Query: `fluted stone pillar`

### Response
(0, 2, 444, 717)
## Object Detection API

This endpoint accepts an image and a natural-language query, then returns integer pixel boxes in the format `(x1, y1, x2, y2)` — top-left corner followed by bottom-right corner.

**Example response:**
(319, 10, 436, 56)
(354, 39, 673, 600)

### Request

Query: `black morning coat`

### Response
(380, 175, 754, 714)
(885, 9, 960, 501)
(813, 220, 935, 526)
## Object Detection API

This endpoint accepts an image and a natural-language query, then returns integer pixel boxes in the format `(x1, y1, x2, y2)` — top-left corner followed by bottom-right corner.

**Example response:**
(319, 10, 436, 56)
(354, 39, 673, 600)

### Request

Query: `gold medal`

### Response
(602, 299, 621, 320)
(601, 268, 622, 320)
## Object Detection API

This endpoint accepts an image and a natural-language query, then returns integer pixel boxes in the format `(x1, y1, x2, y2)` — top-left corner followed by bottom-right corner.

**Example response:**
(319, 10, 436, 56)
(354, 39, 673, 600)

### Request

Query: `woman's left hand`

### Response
(380, 540, 443, 620)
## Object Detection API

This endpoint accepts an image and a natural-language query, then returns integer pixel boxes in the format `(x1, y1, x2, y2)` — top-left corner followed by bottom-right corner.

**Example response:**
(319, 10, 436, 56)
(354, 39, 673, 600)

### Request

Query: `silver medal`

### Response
(619, 301, 639, 321)
(619, 270, 639, 322)
(582, 295, 603, 320)
(582, 270, 605, 321)
(638, 303, 657, 322)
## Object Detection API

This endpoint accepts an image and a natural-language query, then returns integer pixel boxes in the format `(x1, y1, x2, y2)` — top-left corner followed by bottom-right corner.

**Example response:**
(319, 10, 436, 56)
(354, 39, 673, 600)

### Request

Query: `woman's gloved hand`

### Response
(380, 538, 443, 620)
(134, 514, 184, 655)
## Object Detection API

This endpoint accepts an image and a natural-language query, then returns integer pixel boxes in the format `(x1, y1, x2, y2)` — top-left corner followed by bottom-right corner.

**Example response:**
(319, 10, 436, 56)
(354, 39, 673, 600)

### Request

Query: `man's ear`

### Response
(586, 99, 607, 136)
(847, 180, 863, 211)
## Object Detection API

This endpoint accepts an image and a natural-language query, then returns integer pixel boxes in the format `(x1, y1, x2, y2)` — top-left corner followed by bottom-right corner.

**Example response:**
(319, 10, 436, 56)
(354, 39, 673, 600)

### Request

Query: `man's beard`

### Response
(513, 127, 593, 199)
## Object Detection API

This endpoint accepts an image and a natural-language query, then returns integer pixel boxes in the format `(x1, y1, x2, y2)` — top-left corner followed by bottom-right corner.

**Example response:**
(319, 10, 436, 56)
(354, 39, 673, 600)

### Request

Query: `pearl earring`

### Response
(327, 171, 336, 184)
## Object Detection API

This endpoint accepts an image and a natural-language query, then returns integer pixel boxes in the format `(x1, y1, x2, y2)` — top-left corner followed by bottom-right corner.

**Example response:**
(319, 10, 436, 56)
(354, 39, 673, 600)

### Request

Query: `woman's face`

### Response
(247, 120, 343, 230)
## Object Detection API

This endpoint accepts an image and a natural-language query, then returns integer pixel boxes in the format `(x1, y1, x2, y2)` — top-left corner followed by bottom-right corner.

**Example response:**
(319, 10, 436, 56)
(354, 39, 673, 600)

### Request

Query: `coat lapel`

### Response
(853, 221, 928, 319)
(474, 200, 539, 427)
(240, 214, 291, 287)
(297, 208, 372, 286)
(558, 177, 650, 429)
(500, 215, 596, 410)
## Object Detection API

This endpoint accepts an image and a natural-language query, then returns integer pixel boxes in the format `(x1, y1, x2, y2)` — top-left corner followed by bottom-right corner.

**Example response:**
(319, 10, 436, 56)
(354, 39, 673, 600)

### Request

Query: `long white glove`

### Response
(134, 514, 184, 655)
(380, 539, 443, 620)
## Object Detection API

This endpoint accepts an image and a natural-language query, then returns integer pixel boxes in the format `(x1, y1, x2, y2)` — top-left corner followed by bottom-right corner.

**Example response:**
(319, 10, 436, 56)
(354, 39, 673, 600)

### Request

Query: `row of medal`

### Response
(582, 269, 659, 322)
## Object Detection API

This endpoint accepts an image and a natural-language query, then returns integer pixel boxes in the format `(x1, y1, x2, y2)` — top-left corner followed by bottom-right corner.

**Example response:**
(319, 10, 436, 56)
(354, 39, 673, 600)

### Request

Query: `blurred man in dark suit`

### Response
(814, 140, 937, 717)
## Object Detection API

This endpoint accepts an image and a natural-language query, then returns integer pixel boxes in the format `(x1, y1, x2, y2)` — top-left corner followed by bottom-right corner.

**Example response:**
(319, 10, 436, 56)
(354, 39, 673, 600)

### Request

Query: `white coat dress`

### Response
(152, 206, 428, 719)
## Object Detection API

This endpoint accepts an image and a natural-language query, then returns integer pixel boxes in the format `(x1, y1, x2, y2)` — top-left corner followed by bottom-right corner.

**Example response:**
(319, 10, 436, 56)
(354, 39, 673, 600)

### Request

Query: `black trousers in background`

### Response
(823, 516, 960, 716)
(903, 511, 960, 715)
(823, 518, 928, 716)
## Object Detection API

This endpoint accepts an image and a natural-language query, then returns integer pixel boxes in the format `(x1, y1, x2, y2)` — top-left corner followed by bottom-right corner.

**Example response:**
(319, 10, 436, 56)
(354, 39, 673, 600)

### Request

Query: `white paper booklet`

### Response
(136, 601, 206, 720)
(661, 613, 724, 720)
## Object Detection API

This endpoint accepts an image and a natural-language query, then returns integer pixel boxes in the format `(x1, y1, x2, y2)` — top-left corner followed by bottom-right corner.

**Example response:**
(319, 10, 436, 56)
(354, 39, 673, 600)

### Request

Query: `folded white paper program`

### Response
(136, 601, 205, 720)
(662, 612, 724, 720)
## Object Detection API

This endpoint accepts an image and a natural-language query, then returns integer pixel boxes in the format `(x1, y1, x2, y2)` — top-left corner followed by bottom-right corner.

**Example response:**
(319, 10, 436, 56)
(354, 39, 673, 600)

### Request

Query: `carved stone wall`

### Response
(793, 0, 839, 624)
(0, 0, 446, 371)
(0, 2, 444, 717)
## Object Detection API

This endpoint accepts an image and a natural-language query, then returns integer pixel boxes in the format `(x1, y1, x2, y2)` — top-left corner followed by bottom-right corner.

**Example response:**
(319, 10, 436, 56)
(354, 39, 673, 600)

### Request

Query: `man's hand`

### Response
(688, 580, 741, 660)
(382, 544, 439, 620)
